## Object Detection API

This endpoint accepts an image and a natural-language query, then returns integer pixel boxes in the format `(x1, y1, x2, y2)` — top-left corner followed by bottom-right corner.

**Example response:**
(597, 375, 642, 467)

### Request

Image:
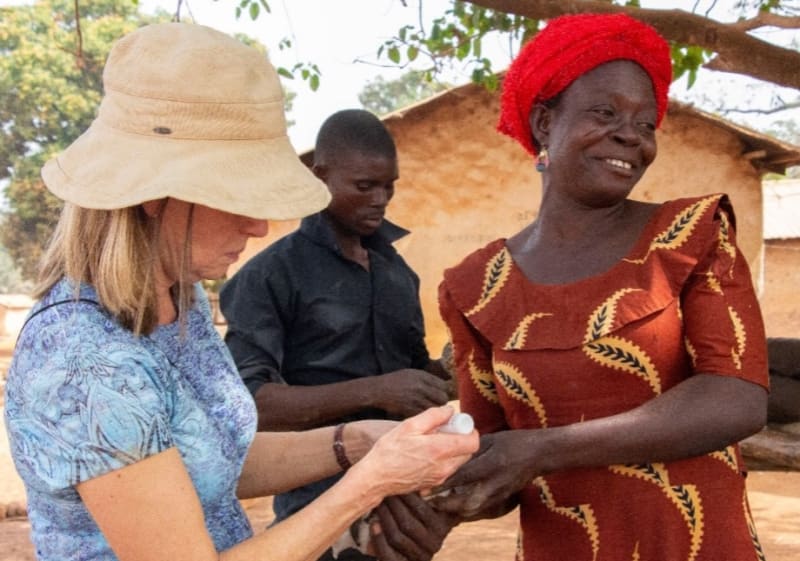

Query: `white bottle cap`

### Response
(438, 412, 474, 435)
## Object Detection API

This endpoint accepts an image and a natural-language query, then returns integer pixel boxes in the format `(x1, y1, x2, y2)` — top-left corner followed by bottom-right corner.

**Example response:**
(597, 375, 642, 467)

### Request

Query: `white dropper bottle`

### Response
(437, 412, 475, 435)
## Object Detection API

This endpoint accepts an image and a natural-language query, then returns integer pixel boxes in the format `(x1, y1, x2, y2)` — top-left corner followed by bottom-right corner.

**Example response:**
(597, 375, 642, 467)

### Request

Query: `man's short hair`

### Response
(314, 109, 396, 165)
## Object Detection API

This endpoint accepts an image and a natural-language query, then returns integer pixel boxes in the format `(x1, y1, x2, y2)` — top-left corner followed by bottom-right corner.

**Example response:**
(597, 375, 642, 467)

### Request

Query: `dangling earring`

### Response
(536, 147, 550, 172)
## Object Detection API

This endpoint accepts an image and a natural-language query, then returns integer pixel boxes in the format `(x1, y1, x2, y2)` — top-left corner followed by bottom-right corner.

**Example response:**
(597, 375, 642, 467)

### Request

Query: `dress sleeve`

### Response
(220, 265, 288, 396)
(7, 331, 175, 491)
(681, 201, 769, 389)
(438, 280, 509, 433)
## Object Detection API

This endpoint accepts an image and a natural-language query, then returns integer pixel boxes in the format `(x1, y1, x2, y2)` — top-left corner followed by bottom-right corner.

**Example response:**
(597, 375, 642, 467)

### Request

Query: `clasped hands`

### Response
(370, 431, 536, 561)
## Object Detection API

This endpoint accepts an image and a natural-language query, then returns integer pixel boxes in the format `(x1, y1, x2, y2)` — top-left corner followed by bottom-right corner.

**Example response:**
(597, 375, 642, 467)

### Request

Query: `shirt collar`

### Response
(298, 212, 410, 258)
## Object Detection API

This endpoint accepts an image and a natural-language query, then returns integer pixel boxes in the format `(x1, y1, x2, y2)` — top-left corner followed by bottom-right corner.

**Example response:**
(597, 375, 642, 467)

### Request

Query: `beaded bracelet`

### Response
(333, 423, 352, 471)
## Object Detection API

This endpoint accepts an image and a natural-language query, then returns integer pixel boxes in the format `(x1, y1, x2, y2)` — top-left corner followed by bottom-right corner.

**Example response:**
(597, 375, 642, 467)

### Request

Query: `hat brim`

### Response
(42, 120, 331, 221)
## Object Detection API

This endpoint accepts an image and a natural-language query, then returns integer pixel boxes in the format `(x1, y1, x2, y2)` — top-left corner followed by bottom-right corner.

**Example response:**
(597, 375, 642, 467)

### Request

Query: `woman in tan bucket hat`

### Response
(3, 22, 478, 561)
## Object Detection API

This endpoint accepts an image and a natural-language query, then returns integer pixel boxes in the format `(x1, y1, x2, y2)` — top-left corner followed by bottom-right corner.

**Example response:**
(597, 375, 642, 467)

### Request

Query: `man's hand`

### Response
(369, 493, 459, 561)
(372, 369, 452, 418)
(425, 356, 457, 400)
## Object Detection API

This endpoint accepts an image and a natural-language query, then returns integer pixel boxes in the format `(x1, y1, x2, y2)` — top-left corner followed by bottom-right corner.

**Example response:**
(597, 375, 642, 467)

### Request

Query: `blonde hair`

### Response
(36, 202, 194, 335)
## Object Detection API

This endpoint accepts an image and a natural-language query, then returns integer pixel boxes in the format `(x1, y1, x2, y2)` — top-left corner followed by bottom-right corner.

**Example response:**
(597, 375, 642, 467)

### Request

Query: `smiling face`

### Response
(531, 60, 658, 207)
(315, 149, 398, 238)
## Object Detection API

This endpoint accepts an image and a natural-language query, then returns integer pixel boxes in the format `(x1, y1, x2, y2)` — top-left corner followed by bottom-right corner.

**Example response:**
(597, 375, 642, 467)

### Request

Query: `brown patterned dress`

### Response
(438, 194, 769, 561)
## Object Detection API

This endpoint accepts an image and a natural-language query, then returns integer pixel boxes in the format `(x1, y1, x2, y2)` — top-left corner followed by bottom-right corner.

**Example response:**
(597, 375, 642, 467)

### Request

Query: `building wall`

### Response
(760, 240, 800, 338)
(759, 180, 800, 338)
(231, 90, 767, 355)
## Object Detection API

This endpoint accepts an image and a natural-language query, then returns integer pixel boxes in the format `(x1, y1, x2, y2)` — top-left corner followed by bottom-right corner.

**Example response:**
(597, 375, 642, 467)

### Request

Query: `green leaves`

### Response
(375, 2, 540, 93)
(273, 35, 322, 92)
(0, 0, 162, 278)
(234, 0, 270, 21)
(358, 70, 451, 116)
(275, 61, 322, 92)
(757, 0, 782, 12)
(670, 44, 712, 89)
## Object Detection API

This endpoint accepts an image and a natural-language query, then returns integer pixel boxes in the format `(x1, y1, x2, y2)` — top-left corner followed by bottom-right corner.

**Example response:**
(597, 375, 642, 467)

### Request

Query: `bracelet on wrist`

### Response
(333, 423, 352, 471)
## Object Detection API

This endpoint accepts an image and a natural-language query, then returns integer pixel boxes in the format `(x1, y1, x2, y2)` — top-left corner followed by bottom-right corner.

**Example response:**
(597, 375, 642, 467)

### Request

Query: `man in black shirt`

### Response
(220, 109, 455, 561)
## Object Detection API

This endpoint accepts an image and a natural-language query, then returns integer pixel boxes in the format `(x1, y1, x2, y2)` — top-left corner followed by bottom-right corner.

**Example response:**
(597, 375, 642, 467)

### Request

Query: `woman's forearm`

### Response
(237, 425, 375, 499)
(432, 374, 767, 521)
(79, 447, 384, 561)
(532, 374, 768, 474)
(225, 465, 381, 561)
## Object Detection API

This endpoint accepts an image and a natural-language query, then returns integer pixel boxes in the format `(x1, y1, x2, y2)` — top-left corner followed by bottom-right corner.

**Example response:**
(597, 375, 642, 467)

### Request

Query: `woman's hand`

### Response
(427, 431, 536, 520)
(348, 406, 479, 501)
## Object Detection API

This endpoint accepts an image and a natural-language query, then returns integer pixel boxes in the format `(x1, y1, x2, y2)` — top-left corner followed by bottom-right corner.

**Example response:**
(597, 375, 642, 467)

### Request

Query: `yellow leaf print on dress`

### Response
(468, 350, 499, 404)
(584, 336, 662, 395)
(506, 313, 553, 349)
(709, 445, 739, 473)
(584, 288, 642, 343)
(494, 360, 547, 427)
(717, 210, 737, 272)
(743, 489, 767, 561)
(729, 306, 746, 370)
(703, 270, 723, 295)
(611, 463, 704, 561)
(465, 247, 512, 317)
(537, 479, 600, 561)
(625, 196, 717, 265)
(684, 337, 698, 368)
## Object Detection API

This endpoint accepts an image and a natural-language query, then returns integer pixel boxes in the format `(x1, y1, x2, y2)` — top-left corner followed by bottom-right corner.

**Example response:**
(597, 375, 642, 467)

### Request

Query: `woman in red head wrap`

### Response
(431, 13, 769, 561)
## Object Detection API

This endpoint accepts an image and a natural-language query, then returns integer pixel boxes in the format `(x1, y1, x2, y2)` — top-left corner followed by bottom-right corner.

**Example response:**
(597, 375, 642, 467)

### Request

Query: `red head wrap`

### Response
(498, 13, 672, 156)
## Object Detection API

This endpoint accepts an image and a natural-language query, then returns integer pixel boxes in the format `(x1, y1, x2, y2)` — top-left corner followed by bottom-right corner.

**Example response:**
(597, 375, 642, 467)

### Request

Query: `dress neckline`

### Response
(504, 201, 665, 290)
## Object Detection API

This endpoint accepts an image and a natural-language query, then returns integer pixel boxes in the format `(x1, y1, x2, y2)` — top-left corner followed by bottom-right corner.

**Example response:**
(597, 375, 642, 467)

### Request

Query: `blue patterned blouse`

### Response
(4, 278, 257, 560)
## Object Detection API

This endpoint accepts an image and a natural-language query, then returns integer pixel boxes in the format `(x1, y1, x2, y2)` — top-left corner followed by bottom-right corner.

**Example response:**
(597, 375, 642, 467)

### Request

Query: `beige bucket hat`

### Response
(42, 22, 331, 220)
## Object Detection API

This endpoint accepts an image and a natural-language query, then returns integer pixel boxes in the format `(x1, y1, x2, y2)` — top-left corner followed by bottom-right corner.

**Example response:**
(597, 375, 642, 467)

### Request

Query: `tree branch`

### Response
(174, 0, 184, 22)
(463, 0, 800, 90)
(729, 12, 800, 32)
(72, 0, 84, 69)
(721, 100, 800, 116)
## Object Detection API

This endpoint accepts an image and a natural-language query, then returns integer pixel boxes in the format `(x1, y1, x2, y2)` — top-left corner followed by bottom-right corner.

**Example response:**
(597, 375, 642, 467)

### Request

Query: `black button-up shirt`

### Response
(220, 212, 431, 522)
(221, 212, 430, 398)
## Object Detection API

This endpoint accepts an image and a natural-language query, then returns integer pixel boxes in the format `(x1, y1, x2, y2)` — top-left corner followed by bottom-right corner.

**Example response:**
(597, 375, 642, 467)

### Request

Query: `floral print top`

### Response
(4, 279, 257, 560)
